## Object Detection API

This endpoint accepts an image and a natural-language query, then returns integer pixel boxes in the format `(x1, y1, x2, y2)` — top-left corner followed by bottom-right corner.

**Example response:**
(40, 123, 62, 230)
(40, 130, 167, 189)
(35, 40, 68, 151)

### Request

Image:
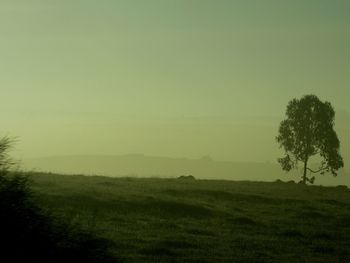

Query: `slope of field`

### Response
(30, 172, 350, 263)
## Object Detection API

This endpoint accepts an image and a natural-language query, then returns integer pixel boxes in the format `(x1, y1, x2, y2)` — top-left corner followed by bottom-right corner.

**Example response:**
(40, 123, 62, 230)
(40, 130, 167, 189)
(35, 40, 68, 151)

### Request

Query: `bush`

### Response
(0, 172, 118, 263)
(0, 137, 118, 262)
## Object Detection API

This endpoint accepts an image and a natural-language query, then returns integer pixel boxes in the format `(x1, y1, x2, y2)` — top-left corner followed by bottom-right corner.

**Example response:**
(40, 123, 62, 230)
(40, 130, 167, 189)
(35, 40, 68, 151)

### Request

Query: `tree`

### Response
(276, 95, 344, 184)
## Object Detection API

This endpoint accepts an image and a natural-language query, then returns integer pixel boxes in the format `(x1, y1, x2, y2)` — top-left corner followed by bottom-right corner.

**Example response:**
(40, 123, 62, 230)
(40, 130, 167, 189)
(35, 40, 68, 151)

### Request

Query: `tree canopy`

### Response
(276, 95, 344, 184)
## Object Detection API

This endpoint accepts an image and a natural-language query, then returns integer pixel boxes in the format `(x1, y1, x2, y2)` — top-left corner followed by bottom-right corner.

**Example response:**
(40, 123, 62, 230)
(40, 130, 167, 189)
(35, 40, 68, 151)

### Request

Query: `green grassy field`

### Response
(29, 172, 350, 263)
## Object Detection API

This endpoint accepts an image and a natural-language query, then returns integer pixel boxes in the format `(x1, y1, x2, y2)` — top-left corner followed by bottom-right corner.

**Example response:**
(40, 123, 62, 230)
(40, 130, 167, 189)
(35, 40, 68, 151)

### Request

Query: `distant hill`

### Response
(22, 154, 349, 186)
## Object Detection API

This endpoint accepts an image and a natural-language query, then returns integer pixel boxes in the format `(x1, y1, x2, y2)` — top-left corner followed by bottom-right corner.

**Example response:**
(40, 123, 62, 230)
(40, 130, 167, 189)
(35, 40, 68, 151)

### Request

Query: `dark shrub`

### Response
(0, 171, 118, 263)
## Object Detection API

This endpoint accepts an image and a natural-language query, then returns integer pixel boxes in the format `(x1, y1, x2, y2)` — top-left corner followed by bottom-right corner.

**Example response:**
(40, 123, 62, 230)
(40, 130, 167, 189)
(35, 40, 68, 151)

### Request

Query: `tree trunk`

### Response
(302, 157, 308, 184)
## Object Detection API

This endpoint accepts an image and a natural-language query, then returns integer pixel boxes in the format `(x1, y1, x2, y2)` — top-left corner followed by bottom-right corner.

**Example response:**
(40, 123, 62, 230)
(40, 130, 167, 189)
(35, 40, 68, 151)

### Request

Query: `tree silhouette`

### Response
(276, 95, 344, 184)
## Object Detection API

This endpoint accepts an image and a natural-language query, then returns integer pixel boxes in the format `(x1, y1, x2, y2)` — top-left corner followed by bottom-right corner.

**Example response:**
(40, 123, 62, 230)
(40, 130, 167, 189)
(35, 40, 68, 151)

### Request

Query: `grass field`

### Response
(29, 172, 350, 263)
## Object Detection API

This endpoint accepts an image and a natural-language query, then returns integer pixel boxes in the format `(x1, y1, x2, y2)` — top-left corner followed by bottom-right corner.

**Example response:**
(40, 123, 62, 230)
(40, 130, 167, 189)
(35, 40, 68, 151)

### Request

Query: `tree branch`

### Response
(306, 166, 329, 174)
(306, 176, 315, 184)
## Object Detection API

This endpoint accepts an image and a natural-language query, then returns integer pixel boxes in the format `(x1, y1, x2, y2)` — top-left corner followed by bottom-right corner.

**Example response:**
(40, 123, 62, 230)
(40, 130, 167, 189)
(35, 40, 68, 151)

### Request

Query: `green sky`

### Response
(1, 0, 349, 165)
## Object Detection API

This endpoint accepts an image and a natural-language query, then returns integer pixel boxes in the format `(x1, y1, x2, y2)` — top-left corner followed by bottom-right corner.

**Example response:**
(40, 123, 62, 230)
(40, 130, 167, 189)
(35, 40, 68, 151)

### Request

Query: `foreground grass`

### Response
(29, 172, 350, 263)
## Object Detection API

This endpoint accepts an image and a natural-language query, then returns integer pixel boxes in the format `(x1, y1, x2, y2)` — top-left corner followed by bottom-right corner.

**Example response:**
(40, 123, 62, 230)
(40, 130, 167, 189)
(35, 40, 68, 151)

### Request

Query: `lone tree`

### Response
(276, 95, 344, 184)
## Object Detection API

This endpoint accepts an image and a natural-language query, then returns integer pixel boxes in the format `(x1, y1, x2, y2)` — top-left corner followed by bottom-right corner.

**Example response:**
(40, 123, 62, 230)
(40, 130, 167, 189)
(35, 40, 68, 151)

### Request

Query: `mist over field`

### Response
(0, 0, 349, 181)
(23, 154, 349, 186)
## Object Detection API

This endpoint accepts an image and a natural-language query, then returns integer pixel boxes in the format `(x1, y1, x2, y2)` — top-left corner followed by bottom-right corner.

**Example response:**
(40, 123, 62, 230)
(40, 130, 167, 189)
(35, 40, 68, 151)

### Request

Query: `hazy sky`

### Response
(1, 1, 349, 164)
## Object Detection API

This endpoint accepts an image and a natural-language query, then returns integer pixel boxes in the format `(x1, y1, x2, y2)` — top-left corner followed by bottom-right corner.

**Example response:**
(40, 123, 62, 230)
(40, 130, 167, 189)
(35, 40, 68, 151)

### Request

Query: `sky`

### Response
(0, 0, 349, 166)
